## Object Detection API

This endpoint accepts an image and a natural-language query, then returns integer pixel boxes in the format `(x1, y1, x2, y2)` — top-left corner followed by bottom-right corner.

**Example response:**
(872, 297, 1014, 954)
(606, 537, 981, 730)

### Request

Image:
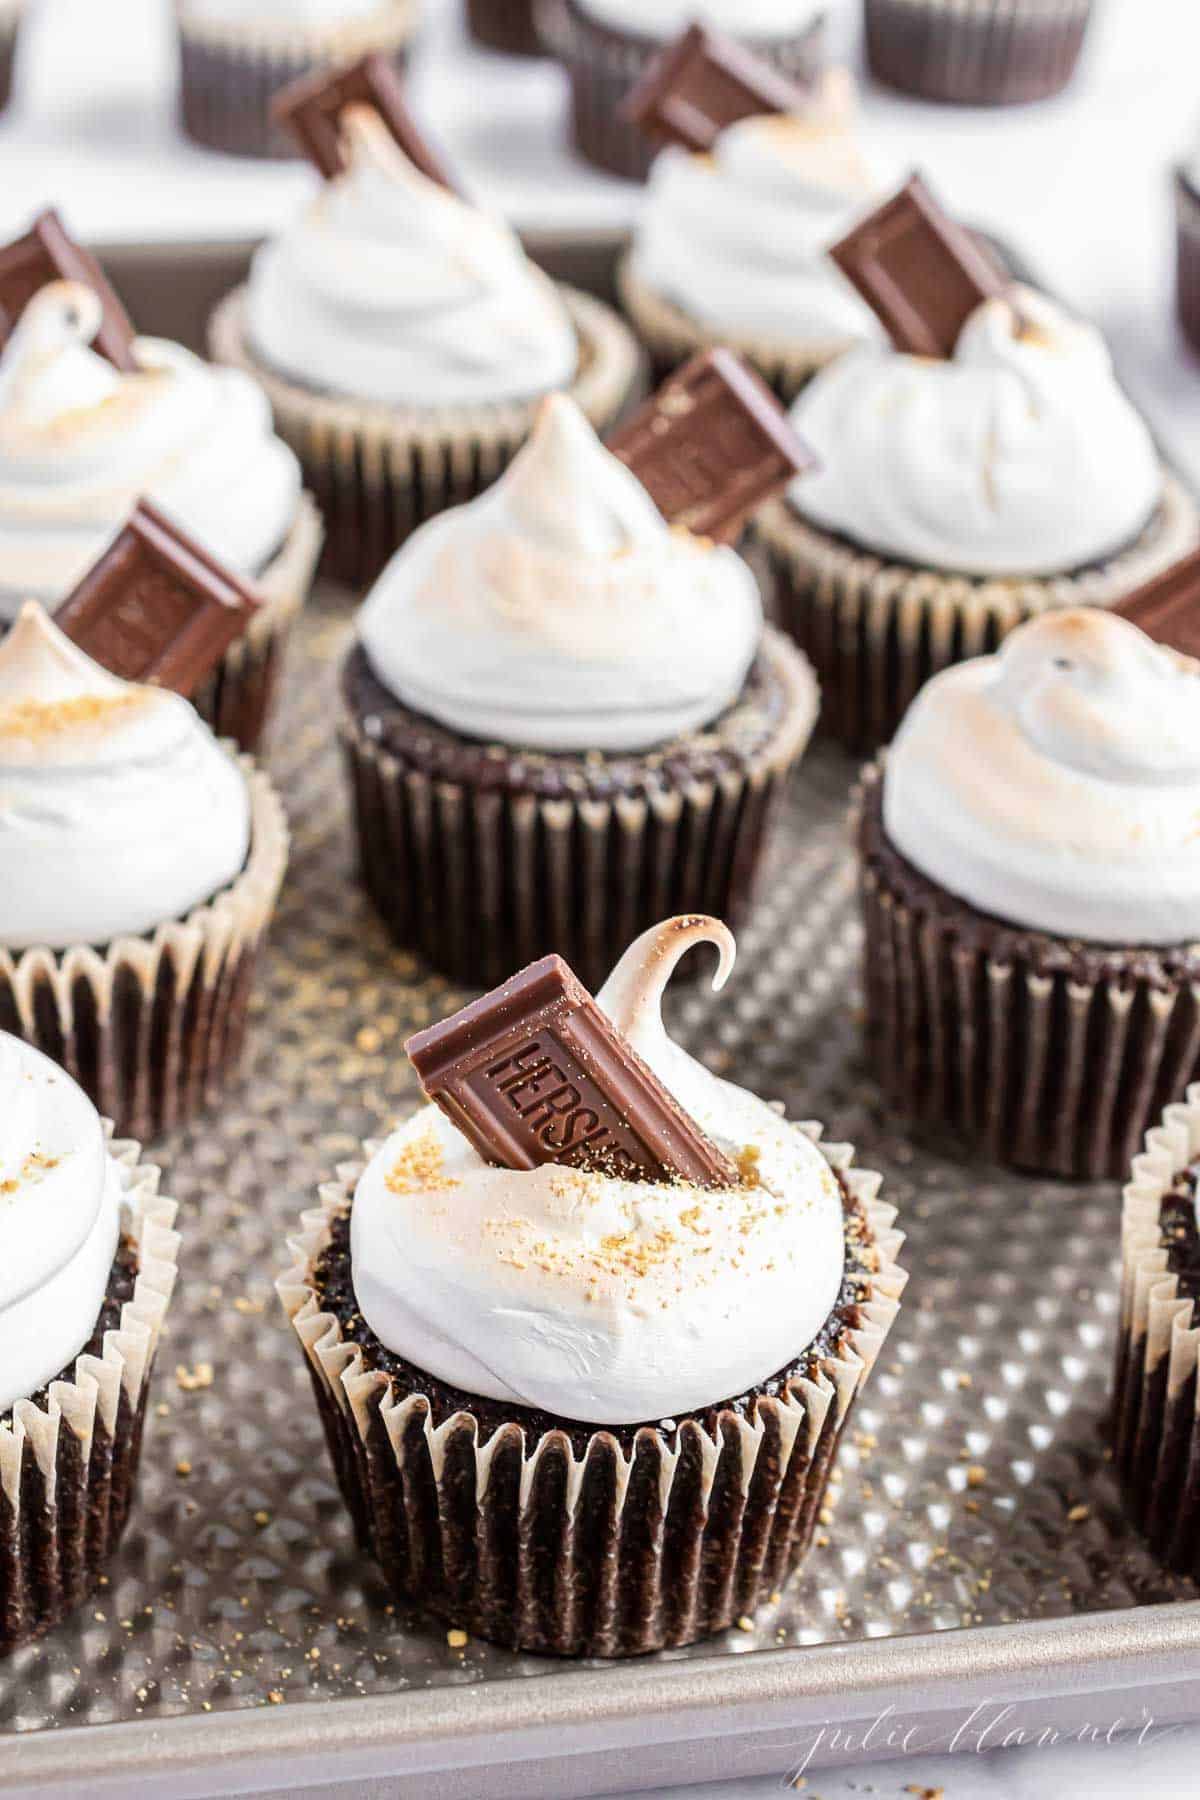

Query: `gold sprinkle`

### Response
(175, 1459, 192, 1479)
(966, 1465, 987, 1489)
(446, 1628, 469, 1649)
(175, 1362, 214, 1393)
(1067, 1503, 1091, 1523)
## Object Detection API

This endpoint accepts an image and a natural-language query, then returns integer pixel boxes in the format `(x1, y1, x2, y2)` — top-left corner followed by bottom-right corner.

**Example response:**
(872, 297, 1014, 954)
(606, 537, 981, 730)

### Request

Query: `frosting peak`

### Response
(883, 609, 1200, 945)
(350, 916, 846, 1425)
(357, 398, 765, 753)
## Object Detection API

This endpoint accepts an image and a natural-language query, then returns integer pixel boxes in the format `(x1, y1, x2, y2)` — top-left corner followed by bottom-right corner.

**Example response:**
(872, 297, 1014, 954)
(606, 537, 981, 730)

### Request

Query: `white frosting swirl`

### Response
(351, 917, 847, 1426)
(632, 77, 885, 346)
(789, 288, 1163, 577)
(579, 0, 824, 38)
(0, 1034, 123, 1413)
(883, 609, 1200, 945)
(246, 111, 578, 409)
(0, 283, 301, 619)
(0, 604, 251, 951)
(358, 394, 763, 752)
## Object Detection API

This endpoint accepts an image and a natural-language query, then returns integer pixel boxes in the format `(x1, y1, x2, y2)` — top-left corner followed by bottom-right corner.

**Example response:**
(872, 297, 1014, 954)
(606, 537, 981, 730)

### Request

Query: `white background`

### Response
(1, 2, 1197, 1795)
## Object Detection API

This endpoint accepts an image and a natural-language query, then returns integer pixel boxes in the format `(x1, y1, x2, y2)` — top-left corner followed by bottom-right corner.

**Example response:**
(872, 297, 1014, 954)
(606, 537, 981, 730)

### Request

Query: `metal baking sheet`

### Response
(3, 245, 1200, 1800)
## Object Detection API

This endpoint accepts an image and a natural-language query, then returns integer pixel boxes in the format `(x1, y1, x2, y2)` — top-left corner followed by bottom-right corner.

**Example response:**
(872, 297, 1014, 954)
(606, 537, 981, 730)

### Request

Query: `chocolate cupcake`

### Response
(858, 608, 1200, 1180)
(0, 605, 288, 1143)
(864, 0, 1093, 106)
(1113, 1085, 1200, 1572)
(536, 0, 827, 182)
(0, 274, 321, 753)
(619, 69, 889, 400)
(176, 0, 419, 159)
(757, 277, 1198, 752)
(466, 0, 542, 54)
(278, 917, 906, 1656)
(1, 1034, 179, 1654)
(1176, 163, 1200, 359)
(341, 384, 819, 989)
(0, 2, 20, 113)
(209, 105, 640, 589)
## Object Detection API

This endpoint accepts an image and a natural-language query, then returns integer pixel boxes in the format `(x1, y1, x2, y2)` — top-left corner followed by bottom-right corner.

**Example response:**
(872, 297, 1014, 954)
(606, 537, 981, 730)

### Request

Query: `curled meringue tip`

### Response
(6, 280, 105, 359)
(0, 598, 125, 702)
(597, 915, 736, 1037)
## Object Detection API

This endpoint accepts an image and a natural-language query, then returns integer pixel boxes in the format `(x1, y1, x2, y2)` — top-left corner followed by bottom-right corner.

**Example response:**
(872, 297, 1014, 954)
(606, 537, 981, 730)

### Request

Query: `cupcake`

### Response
(0, 277, 322, 752)
(175, 0, 420, 159)
(278, 915, 905, 1656)
(858, 608, 1200, 1180)
(1113, 1084, 1200, 1572)
(536, 0, 828, 182)
(341, 390, 819, 989)
(466, 0, 542, 55)
(864, 0, 1093, 106)
(0, 603, 288, 1142)
(757, 283, 1199, 752)
(619, 69, 887, 400)
(0, 1033, 179, 1654)
(0, 1, 20, 113)
(1176, 153, 1200, 359)
(209, 106, 641, 588)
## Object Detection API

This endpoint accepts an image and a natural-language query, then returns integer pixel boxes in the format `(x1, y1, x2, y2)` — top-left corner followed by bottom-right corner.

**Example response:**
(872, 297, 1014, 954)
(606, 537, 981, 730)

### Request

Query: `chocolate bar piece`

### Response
(406, 954, 740, 1189)
(829, 174, 1008, 359)
(272, 51, 454, 187)
(54, 500, 260, 698)
(1110, 548, 1200, 662)
(622, 23, 809, 155)
(0, 209, 136, 369)
(607, 349, 818, 543)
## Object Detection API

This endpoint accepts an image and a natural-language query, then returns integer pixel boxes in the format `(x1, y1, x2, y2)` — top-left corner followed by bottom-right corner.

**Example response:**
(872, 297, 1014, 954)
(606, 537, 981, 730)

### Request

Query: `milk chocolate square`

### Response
(0, 209, 136, 369)
(272, 51, 454, 187)
(1111, 548, 1200, 662)
(622, 23, 809, 155)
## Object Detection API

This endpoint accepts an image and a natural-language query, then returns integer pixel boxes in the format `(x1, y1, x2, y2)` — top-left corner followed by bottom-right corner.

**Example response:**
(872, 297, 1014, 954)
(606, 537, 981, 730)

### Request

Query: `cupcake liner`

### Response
(0, 5, 19, 113)
(466, 0, 543, 55)
(0, 756, 288, 1144)
(1113, 1086, 1200, 1574)
(857, 762, 1200, 1181)
(864, 0, 1092, 106)
(617, 254, 854, 404)
(175, 0, 419, 160)
(755, 471, 1200, 754)
(341, 626, 819, 990)
(1176, 169, 1200, 360)
(209, 284, 643, 591)
(277, 1127, 905, 1657)
(1, 1133, 180, 1654)
(535, 0, 826, 183)
(189, 493, 323, 754)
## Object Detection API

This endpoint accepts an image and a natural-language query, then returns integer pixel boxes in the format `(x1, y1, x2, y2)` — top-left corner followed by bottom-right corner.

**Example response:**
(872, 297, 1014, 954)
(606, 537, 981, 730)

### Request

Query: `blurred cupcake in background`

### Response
(466, 0, 542, 55)
(175, 0, 421, 158)
(864, 0, 1093, 106)
(537, 0, 829, 181)
(0, 0, 21, 113)
(1176, 139, 1200, 358)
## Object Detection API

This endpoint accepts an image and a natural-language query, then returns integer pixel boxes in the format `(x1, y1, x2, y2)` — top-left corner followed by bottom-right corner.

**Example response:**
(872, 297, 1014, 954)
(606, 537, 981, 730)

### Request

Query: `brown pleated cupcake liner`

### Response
(467, 0, 543, 55)
(209, 284, 643, 591)
(1, 1136, 180, 1655)
(175, 0, 418, 159)
(536, 0, 826, 183)
(617, 254, 853, 403)
(189, 493, 323, 754)
(1176, 169, 1200, 360)
(1113, 1088, 1200, 1574)
(0, 8, 18, 113)
(857, 762, 1200, 1181)
(755, 471, 1200, 754)
(864, 0, 1092, 105)
(341, 625, 819, 990)
(0, 757, 288, 1143)
(277, 1128, 905, 1657)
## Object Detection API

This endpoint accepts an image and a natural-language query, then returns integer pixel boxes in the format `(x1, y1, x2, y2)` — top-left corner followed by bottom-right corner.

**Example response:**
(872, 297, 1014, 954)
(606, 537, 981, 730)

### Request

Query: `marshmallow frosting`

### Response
(0, 282, 301, 619)
(0, 604, 251, 951)
(0, 1034, 123, 1413)
(578, 0, 825, 38)
(350, 917, 847, 1426)
(789, 288, 1162, 578)
(246, 110, 578, 410)
(358, 394, 764, 753)
(632, 80, 885, 346)
(883, 609, 1200, 946)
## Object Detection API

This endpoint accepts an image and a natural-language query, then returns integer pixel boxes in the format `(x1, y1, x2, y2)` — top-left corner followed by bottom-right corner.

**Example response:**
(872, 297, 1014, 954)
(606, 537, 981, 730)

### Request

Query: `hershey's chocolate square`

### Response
(0, 209, 136, 369)
(829, 174, 1008, 358)
(54, 501, 260, 698)
(622, 23, 809, 155)
(607, 349, 818, 543)
(272, 51, 454, 187)
(1110, 548, 1200, 661)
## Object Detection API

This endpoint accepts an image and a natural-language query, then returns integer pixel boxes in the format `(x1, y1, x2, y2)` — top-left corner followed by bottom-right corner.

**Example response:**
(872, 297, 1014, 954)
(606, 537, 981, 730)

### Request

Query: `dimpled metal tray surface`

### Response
(4, 243, 1200, 1800)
